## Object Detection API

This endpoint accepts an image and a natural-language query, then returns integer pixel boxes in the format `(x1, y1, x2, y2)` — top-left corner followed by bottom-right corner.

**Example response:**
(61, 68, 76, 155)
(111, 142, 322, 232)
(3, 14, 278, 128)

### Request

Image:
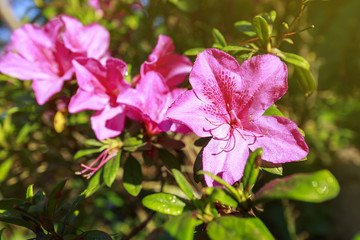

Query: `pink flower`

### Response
(167, 49, 308, 186)
(138, 35, 192, 89)
(117, 71, 189, 135)
(68, 57, 130, 140)
(0, 15, 110, 105)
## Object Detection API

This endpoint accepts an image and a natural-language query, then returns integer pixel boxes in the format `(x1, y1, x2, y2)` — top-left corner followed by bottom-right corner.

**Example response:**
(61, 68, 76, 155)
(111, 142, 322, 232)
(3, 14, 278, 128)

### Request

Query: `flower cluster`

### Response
(0, 16, 308, 186)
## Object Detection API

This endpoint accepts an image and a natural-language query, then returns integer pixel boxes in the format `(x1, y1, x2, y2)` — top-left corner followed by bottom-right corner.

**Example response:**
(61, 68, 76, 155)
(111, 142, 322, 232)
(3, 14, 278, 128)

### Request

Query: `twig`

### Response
(120, 211, 156, 240)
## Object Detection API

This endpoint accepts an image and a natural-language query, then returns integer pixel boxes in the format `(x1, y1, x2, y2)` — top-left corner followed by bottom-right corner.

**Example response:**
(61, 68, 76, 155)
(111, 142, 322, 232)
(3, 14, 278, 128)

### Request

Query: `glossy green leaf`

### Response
(83, 139, 103, 147)
(158, 148, 181, 170)
(243, 149, 262, 193)
(263, 105, 284, 117)
(103, 150, 121, 188)
(0, 199, 25, 211)
(184, 48, 205, 56)
(0, 217, 36, 231)
(80, 230, 113, 240)
(252, 16, 270, 48)
(142, 193, 186, 216)
(222, 46, 253, 52)
(198, 171, 241, 203)
(74, 148, 103, 160)
(254, 170, 340, 203)
(212, 28, 227, 48)
(82, 169, 104, 198)
(0, 158, 13, 182)
(163, 212, 197, 240)
(47, 179, 67, 218)
(207, 217, 274, 240)
(294, 66, 316, 97)
(234, 20, 256, 37)
(26, 184, 34, 203)
(279, 52, 310, 70)
(172, 169, 194, 200)
(206, 188, 238, 208)
(123, 156, 142, 196)
(260, 161, 283, 176)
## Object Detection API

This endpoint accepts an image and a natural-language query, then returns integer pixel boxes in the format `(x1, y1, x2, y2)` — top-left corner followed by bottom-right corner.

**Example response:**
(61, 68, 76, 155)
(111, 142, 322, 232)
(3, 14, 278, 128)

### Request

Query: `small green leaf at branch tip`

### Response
(26, 184, 34, 202)
(172, 169, 194, 200)
(222, 46, 253, 52)
(234, 20, 256, 37)
(83, 139, 103, 147)
(207, 216, 274, 240)
(278, 51, 310, 70)
(294, 66, 316, 97)
(163, 212, 198, 240)
(260, 161, 283, 176)
(123, 156, 142, 196)
(74, 148, 103, 159)
(103, 150, 121, 188)
(252, 16, 270, 48)
(47, 179, 67, 218)
(197, 171, 241, 202)
(243, 148, 262, 193)
(254, 170, 340, 203)
(212, 28, 227, 47)
(142, 193, 187, 216)
(184, 48, 205, 56)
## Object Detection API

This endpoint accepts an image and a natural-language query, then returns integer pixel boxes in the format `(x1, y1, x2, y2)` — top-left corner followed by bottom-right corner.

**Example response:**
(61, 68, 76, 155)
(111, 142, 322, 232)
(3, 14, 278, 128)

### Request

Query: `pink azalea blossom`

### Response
(138, 35, 192, 89)
(167, 49, 309, 186)
(68, 57, 130, 140)
(0, 15, 109, 105)
(117, 71, 189, 135)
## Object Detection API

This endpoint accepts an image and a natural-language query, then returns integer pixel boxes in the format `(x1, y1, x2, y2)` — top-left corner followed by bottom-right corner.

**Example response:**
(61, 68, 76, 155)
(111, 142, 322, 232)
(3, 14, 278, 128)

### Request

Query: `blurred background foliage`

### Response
(0, 0, 359, 239)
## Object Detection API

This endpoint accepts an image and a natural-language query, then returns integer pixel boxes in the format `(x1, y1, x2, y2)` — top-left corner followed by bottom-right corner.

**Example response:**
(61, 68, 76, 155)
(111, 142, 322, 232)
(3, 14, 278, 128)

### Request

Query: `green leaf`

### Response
(234, 20, 256, 37)
(163, 212, 197, 240)
(263, 105, 284, 117)
(0, 217, 36, 232)
(172, 169, 194, 200)
(74, 148, 103, 160)
(294, 66, 316, 97)
(184, 48, 205, 56)
(142, 193, 187, 216)
(207, 217, 274, 240)
(103, 150, 121, 188)
(59, 194, 86, 236)
(252, 16, 270, 49)
(0, 228, 4, 239)
(26, 184, 34, 203)
(243, 149, 262, 193)
(222, 46, 253, 52)
(80, 230, 113, 240)
(158, 149, 181, 170)
(123, 156, 142, 196)
(47, 179, 67, 218)
(206, 188, 238, 208)
(83, 139, 103, 147)
(212, 28, 227, 48)
(82, 169, 104, 198)
(32, 190, 46, 204)
(197, 171, 241, 203)
(353, 233, 360, 240)
(123, 135, 145, 152)
(260, 161, 283, 176)
(0, 199, 25, 211)
(0, 158, 13, 182)
(254, 170, 340, 203)
(278, 52, 310, 70)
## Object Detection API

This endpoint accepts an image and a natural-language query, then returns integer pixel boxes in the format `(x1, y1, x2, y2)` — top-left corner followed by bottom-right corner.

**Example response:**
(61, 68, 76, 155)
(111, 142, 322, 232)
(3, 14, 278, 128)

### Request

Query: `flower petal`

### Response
(141, 35, 192, 88)
(189, 48, 242, 116)
(72, 58, 107, 93)
(166, 90, 225, 137)
(244, 115, 308, 163)
(61, 15, 110, 59)
(203, 131, 249, 186)
(237, 54, 288, 120)
(68, 89, 109, 113)
(31, 78, 64, 105)
(90, 104, 125, 140)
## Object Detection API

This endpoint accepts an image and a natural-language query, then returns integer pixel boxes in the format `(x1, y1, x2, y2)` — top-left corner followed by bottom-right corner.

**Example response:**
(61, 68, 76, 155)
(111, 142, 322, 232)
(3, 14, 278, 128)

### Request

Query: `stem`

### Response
(121, 212, 156, 240)
(276, 1, 309, 48)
